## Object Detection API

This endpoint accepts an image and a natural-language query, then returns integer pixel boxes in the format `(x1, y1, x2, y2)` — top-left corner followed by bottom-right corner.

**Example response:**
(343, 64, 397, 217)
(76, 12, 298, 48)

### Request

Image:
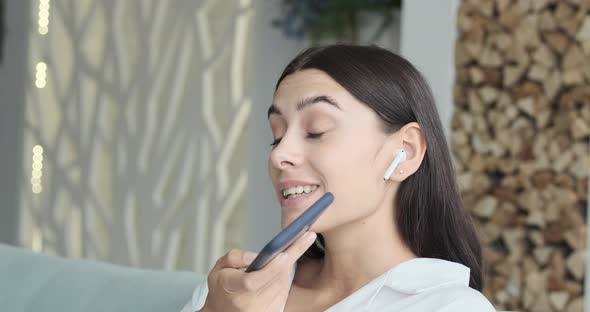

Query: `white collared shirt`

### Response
(180, 258, 496, 312)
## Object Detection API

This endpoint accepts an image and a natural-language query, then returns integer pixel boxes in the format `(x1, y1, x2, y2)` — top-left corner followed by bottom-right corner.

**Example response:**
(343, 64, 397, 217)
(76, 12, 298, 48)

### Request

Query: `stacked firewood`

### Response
(452, 0, 590, 311)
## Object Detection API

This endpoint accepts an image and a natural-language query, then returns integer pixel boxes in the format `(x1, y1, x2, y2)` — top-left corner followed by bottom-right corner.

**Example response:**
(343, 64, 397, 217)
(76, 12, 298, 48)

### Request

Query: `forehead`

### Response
(269, 69, 382, 128)
(274, 69, 348, 102)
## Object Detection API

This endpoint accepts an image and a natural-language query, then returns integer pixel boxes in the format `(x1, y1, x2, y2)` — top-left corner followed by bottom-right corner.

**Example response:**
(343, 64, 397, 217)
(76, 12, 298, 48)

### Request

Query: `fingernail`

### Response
(244, 251, 258, 262)
(306, 232, 317, 243)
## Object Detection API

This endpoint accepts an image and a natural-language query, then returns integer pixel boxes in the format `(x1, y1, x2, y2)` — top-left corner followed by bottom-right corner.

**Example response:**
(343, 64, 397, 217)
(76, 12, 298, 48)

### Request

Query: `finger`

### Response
(282, 231, 317, 264)
(218, 268, 249, 293)
(214, 249, 258, 270)
(219, 260, 286, 294)
(242, 232, 317, 291)
(242, 252, 290, 291)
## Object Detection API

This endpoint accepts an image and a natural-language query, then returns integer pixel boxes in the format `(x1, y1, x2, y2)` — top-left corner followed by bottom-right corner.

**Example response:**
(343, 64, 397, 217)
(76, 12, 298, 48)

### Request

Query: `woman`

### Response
(182, 45, 496, 311)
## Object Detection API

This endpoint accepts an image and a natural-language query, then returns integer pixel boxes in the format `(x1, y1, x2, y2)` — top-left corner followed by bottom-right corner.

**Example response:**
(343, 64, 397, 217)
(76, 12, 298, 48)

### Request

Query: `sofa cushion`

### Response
(0, 244, 204, 312)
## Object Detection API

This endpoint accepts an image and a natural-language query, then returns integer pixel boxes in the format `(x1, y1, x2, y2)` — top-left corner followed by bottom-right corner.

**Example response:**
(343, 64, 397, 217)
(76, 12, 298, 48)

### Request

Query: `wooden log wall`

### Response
(452, 0, 590, 311)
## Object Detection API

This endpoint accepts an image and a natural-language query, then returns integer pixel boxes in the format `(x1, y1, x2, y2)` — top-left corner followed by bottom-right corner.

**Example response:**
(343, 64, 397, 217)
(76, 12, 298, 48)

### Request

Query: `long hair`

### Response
(275, 45, 483, 290)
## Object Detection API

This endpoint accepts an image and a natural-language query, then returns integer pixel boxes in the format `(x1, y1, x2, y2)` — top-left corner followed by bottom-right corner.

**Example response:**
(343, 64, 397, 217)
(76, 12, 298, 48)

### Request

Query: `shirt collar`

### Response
(383, 258, 471, 294)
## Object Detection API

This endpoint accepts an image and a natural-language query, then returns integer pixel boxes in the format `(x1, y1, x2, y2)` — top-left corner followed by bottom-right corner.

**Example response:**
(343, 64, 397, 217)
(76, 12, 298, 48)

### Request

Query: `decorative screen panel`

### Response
(20, 0, 253, 272)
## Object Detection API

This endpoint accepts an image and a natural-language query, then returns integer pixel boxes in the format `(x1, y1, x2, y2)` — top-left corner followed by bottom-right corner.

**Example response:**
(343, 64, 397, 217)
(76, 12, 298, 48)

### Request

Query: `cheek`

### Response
(267, 157, 274, 176)
(319, 130, 381, 185)
(267, 158, 275, 182)
(268, 157, 283, 198)
(312, 132, 384, 227)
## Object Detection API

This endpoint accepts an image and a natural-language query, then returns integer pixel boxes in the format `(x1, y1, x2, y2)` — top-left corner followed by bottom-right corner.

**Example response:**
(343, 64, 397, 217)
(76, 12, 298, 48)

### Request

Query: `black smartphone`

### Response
(245, 192, 334, 272)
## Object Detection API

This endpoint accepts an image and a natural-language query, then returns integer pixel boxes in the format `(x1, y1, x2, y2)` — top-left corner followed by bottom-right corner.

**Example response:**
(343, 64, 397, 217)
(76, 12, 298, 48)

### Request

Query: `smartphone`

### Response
(245, 192, 334, 273)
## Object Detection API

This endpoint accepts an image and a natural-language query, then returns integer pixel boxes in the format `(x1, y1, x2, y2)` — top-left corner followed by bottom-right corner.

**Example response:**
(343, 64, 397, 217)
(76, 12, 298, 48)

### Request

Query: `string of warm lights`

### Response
(32, 0, 50, 195)
(31, 145, 44, 194)
(35, 61, 46, 88)
(38, 0, 50, 35)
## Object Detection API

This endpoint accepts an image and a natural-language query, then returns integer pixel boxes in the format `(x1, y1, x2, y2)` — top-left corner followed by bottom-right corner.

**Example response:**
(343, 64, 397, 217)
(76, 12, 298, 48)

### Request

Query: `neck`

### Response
(309, 202, 416, 296)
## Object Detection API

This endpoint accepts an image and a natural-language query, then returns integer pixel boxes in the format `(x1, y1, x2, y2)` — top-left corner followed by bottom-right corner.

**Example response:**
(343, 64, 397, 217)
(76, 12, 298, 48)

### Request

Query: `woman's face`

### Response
(268, 69, 396, 230)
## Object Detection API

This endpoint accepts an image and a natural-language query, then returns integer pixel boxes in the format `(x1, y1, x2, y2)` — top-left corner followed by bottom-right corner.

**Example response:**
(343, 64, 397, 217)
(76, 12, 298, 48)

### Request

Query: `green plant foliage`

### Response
(273, 0, 401, 43)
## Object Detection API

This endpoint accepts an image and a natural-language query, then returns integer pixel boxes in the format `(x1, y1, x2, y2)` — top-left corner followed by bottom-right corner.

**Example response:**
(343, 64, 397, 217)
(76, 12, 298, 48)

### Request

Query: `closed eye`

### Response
(270, 132, 325, 148)
(270, 137, 282, 147)
(307, 132, 325, 139)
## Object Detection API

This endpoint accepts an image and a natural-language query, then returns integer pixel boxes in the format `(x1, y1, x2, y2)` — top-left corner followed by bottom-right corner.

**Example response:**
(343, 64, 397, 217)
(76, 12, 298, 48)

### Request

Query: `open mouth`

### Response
(282, 185, 319, 200)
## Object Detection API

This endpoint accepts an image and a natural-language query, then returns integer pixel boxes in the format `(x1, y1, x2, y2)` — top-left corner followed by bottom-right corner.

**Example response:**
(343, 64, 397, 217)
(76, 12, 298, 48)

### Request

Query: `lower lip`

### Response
(280, 188, 320, 209)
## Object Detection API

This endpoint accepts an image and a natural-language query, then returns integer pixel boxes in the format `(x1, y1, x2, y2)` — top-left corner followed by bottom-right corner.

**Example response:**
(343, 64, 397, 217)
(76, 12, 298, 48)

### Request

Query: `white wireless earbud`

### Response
(383, 149, 406, 180)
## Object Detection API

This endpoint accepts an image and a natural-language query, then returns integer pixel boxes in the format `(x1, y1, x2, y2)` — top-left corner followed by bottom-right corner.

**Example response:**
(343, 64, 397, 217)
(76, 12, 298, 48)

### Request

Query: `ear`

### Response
(386, 122, 427, 182)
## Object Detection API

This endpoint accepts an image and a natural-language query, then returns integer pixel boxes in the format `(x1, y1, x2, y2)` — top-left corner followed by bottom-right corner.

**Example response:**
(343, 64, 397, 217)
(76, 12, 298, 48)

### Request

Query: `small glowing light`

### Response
(32, 163, 43, 170)
(33, 154, 43, 162)
(32, 184, 43, 194)
(36, 62, 46, 71)
(35, 79, 47, 89)
(33, 145, 43, 154)
(39, 26, 49, 35)
(31, 171, 43, 179)
(32, 186, 42, 194)
(38, 11, 49, 19)
(39, 18, 49, 27)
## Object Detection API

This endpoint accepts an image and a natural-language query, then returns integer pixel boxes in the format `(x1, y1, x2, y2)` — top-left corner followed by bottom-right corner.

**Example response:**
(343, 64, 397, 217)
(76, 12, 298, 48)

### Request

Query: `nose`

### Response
(269, 133, 304, 170)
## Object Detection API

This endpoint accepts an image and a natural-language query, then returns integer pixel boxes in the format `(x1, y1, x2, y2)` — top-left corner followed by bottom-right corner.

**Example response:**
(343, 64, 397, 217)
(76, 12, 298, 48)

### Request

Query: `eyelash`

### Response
(270, 132, 325, 147)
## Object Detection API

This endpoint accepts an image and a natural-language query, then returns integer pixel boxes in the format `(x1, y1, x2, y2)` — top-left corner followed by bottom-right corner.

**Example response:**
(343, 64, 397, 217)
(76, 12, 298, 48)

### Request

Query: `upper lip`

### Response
(278, 180, 320, 192)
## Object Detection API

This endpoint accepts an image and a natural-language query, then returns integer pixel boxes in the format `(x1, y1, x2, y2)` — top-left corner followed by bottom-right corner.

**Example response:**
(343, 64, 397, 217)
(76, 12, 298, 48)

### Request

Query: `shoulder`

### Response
(180, 280, 209, 312)
(432, 285, 496, 312)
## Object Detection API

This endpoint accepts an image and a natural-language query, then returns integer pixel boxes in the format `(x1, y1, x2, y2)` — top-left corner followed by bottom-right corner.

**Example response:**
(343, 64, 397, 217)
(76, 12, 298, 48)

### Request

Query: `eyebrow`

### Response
(267, 95, 342, 119)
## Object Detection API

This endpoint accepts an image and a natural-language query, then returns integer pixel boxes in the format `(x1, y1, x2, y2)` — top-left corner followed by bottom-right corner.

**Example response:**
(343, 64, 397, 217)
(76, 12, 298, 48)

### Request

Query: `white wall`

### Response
(0, 0, 30, 245)
(399, 0, 459, 138)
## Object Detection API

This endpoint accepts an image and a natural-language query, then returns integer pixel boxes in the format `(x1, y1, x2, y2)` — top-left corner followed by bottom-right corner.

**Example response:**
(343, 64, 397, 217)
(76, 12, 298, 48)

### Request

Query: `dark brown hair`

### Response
(275, 44, 484, 290)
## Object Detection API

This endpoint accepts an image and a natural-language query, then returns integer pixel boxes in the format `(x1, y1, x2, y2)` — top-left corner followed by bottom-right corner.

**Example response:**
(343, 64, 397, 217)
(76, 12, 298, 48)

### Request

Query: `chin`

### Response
(280, 214, 326, 233)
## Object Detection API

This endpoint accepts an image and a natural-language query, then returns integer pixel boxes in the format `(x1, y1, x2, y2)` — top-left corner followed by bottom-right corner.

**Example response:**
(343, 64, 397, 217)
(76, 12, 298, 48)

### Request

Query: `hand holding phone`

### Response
(245, 192, 334, 272)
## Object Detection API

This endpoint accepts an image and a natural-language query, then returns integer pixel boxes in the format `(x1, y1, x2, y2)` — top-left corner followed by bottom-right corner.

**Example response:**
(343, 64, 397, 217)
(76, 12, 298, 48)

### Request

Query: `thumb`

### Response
(214, 249, 258, 270)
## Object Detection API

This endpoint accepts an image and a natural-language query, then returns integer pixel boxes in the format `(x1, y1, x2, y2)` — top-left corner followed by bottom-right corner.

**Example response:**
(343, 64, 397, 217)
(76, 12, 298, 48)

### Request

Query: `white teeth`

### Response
(282, 185, 318, 198)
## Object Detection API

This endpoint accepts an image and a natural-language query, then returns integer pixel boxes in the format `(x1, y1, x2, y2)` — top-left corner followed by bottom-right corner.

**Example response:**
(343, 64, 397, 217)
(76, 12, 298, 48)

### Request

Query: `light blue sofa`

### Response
(0, 244, 205, 312)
